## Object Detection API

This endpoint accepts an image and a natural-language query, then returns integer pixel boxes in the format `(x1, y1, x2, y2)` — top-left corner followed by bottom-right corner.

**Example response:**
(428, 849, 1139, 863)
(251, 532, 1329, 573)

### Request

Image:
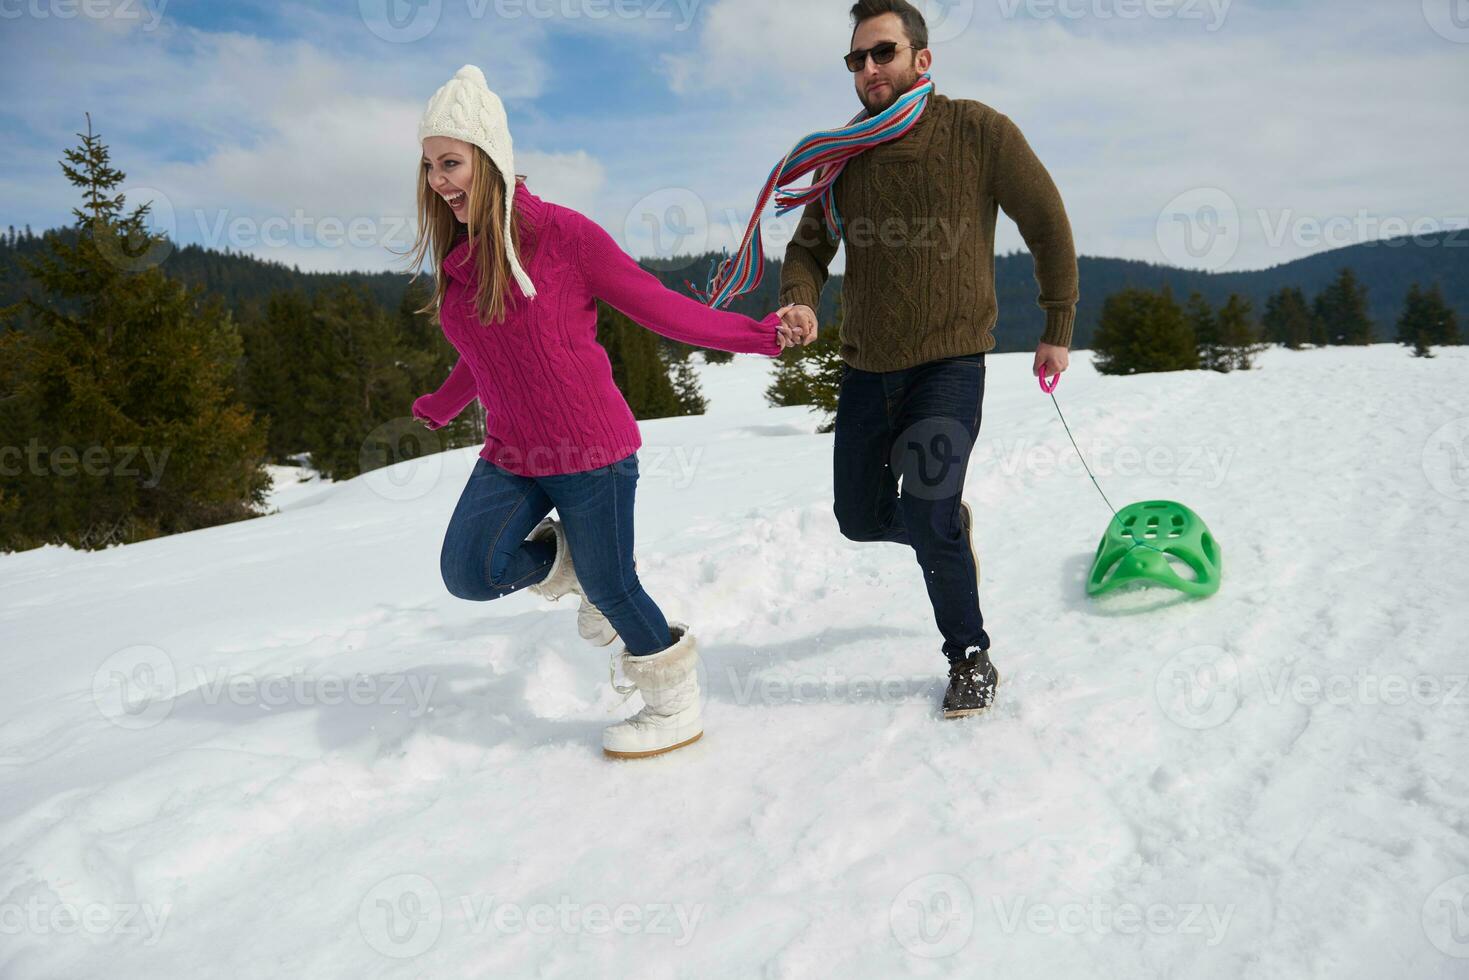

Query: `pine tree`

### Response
(1262, 286, 1313, 349)
(667, 354, 708, 416)
(1091, 288, 1198, 375)
(1397, 282, 1433, 357)
(0, 115, 269, 551)
(1216, 294, 1261, 372)
(765, 299, 846, 432)
(595, 301, 684, 420)
(1396, 282, 1458, 357)
(299, 282, 416, 480)
(1313, 268, 1374, 345)
(241, 289, 314, 461)
(396, 277, 483, 448)
(1423, 282, 1460, 347)
(1185, 292, 1221, 371)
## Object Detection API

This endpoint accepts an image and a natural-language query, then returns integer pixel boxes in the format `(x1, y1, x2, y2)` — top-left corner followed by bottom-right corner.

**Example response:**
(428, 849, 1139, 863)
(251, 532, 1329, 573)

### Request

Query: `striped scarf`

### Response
(688, 73, 936, 309)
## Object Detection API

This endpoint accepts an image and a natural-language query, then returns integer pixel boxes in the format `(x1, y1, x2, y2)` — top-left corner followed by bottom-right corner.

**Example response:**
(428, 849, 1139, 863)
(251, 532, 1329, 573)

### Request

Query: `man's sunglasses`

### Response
(844, 41, 913, 73)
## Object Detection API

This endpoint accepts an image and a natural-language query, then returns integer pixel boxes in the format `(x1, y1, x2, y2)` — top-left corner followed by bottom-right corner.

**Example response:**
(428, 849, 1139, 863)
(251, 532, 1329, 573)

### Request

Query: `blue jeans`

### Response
(832, 352, 990, 662)
(439, 452, 674, 656)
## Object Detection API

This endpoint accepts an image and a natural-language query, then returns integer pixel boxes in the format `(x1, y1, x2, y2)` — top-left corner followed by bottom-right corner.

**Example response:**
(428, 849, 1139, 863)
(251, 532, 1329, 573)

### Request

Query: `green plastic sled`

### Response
(1087, 500, 1221, 598)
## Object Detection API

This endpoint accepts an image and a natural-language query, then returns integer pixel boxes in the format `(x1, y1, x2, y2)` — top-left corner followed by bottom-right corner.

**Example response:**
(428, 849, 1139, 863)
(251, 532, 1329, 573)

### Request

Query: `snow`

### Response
(2, 345, 1467, 978)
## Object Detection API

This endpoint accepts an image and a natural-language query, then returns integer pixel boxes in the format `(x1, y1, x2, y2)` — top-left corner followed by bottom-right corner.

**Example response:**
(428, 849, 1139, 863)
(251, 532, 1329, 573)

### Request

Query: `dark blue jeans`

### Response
(832, 352, 989, 662)
(439, 452, 674, 656)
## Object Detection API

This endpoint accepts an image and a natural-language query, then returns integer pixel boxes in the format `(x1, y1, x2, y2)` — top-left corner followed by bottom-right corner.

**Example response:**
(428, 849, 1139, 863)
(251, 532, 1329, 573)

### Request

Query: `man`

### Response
(778, 0, 1079, 717)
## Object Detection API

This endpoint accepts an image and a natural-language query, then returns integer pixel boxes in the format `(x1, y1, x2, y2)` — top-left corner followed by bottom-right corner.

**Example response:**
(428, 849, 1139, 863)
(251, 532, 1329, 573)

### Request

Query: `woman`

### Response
(406, 65, 794, 760)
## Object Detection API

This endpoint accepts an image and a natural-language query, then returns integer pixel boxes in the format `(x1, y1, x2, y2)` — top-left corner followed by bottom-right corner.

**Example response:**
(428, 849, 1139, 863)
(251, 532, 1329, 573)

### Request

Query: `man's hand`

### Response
(778, 303, 819, 346)
(1033, 342, 1070, 382)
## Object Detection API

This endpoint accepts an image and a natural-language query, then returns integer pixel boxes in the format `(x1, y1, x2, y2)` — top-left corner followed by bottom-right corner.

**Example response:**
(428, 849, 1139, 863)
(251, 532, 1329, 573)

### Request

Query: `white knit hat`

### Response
(418, 64, 536, 299)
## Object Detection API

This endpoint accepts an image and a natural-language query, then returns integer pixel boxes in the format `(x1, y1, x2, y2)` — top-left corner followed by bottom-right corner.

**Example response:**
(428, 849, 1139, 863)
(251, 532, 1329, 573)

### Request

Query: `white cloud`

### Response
(648, 0, 1469, 271)
(0, 7, 556, 272)
(5, 0, 1465, 280)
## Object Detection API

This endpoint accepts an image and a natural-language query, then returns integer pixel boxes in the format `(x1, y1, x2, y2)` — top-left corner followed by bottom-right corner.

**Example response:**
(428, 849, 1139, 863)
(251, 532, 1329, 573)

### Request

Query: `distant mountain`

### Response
(5, 225, 1463, 352)
(651, 231, 1467, 352)
(0, 227, 418, 323)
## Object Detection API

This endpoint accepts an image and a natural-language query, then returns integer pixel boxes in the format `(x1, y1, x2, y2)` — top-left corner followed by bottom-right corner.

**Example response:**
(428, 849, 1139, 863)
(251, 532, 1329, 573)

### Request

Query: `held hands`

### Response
(1033, 342, 1070, 383)
(775, 304, 819, 350)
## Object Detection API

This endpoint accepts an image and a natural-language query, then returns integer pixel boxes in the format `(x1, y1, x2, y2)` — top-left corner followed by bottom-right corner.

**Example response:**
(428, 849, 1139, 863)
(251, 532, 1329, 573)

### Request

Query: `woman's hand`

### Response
(773, 306, 799, 351)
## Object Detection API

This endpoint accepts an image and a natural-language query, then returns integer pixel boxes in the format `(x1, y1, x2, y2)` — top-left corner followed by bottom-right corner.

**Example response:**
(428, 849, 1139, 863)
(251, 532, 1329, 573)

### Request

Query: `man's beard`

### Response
(860, 66, 920, 115)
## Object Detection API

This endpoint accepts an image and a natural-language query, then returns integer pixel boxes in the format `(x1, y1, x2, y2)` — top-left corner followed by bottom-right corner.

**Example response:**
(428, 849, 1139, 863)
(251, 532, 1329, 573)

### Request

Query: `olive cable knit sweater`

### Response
(779, 90, 1079, 371)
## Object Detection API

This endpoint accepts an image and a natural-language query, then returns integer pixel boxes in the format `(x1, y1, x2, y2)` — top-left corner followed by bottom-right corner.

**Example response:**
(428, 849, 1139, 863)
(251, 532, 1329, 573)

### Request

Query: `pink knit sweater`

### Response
(412, 180, 785, 477)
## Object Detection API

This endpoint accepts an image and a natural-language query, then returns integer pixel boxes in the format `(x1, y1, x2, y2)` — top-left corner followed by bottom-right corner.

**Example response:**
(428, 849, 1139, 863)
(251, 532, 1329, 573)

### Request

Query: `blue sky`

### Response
(1, 0, 1464, 276)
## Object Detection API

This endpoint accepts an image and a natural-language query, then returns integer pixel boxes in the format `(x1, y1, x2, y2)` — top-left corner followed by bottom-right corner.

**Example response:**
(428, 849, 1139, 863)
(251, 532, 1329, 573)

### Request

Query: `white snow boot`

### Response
(525, 518, 617, 646)
(603, 623, 703, 759)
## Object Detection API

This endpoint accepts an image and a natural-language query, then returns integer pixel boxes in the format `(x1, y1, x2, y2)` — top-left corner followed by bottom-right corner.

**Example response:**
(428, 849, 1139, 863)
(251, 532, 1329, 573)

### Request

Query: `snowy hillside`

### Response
(2, 346, 1466, 978)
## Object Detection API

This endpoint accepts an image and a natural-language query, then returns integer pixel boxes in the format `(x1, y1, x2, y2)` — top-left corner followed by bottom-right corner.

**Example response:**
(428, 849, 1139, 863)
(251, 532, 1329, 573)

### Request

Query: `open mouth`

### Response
(445, 190, 467, 209)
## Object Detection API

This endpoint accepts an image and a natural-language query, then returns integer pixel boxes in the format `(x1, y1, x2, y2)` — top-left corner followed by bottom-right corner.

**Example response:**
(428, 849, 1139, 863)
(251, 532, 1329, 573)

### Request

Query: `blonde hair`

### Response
(403, 145, 528, 326)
